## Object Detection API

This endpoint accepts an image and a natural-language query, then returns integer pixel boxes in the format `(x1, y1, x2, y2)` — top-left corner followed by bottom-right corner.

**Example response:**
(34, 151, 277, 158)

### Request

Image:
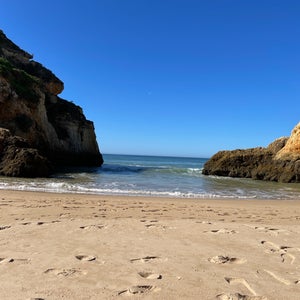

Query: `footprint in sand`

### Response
(0, 257, 29, 264)
(21, 221, 60, 226)
(145, 224, 157, 228)
(144, 223, 168, 230)
(0, 258, 14, 263)
(79, 224, 105, 230)
(217, 293, 268, 300)
(59, 213, 70, 218)
(130, 256, 160, 263)
(44, 268, 86, 277)
(260, 241, 298, 264)
(263, 269, 291, 286)
(75, 255, 96, 261)
(141, 209, 161, 213)
(257, 227, 288, 236)
(209, 255, 247, 265)
(206, 229, 238, 234)
(196, 221, 213, 225)
(245, 225, 289, 236)
(118, 285, 154, 296)
(224, 277, 257, 297)
(0, 225, 11, 230)
(138, 271, 162, 279)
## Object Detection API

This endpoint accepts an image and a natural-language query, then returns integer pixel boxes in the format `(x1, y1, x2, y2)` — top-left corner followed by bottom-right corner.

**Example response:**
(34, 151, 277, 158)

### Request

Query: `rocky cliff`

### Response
(202, 123, 300, 183)
(0, 30, 103, 176)
(276, 123, 300, 160)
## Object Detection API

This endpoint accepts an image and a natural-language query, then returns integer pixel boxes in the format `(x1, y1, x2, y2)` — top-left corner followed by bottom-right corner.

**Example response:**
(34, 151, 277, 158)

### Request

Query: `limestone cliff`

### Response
(202, 123, 300, 183)
(0, 30, 103, 176)
(276, 123, 300, 160)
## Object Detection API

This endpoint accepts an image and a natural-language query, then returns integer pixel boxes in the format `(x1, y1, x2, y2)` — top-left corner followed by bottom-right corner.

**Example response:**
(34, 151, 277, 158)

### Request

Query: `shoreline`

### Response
(2, 153, 300, 200)
(0, 189, 300, 299)
(1, 186, 300, 201)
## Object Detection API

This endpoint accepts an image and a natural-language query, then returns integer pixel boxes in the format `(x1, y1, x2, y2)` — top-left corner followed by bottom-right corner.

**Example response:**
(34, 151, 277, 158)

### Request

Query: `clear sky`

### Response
(0, 1, 299, 158)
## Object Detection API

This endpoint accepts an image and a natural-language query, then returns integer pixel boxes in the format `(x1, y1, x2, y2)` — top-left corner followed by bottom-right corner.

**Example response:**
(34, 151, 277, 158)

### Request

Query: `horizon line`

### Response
(102, 153, 210, 160)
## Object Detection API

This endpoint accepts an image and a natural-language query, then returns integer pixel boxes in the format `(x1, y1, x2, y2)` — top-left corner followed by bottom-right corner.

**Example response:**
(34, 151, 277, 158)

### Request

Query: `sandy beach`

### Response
(0, 190, 299, 299)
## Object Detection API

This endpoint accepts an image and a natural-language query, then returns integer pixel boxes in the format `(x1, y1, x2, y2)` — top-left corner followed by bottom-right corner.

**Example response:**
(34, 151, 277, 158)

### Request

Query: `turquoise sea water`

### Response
(1, 154, 300, 199)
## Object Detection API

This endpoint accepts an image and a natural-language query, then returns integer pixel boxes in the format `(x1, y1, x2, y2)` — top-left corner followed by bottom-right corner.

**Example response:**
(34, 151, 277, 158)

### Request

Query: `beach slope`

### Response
(0, 191, 299, 299)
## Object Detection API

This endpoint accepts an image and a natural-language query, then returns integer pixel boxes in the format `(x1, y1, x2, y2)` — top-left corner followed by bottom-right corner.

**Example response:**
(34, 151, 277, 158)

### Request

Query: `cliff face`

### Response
(202, 123, 300, 183)
(0, 128, 50, 177)
(0, 30, 103, 176)
(276, 123, 300, 160)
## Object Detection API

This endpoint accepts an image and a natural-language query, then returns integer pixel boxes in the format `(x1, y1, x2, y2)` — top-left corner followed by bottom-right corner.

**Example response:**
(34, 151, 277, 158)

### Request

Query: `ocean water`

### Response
(1, 154, 300, 199)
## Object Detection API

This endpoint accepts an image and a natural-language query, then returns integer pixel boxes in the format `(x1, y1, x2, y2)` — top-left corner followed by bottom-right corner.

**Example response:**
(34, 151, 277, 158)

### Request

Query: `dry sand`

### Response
(0, 190, 299, 299)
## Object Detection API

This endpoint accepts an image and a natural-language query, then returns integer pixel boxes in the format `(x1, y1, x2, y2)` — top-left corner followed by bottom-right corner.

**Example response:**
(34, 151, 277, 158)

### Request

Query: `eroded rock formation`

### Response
(276, 123, 300, 160)
(0, 30, 103, 176)
(0, 128, 50, 177)
(202, 123, 300, 183)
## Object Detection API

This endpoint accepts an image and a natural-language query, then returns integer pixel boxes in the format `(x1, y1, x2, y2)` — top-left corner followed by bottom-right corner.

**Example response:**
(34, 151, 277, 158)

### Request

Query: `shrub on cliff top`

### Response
(0, 57, 40, 104)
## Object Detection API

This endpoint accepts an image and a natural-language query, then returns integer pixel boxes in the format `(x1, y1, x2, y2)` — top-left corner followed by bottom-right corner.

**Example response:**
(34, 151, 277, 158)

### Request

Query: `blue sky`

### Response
(1, 1, 299, 158)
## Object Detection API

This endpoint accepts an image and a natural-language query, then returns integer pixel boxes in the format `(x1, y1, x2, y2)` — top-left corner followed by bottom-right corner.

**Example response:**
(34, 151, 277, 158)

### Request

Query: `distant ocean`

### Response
(1, 154, 300, 199)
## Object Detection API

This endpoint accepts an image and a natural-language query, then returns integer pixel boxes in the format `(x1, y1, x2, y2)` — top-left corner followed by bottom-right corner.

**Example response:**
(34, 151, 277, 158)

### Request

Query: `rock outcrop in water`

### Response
(0, 30, 103, 177)
(202, 123, 300, 183)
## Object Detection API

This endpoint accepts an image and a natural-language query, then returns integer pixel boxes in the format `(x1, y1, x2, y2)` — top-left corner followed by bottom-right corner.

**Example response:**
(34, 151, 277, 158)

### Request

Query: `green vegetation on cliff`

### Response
(0, 57, 40, 104)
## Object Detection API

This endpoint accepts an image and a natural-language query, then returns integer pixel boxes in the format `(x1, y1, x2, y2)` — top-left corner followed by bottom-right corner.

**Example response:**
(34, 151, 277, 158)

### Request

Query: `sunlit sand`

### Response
(0, 190, 299, 299)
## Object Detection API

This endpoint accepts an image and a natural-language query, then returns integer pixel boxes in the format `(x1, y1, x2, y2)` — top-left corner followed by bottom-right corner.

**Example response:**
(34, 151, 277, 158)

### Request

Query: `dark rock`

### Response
(0, 30, 63, 95)
(0, 128, 50, 177)
(0, 147, 51, 177)
(202, 147, 273, 178)
(0, 29, 103, 176)
(202, 132, 300, 183)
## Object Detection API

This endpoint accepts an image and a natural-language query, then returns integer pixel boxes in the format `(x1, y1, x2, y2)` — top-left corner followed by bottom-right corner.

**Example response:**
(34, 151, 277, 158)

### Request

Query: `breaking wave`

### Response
(1, 154, 300, 199)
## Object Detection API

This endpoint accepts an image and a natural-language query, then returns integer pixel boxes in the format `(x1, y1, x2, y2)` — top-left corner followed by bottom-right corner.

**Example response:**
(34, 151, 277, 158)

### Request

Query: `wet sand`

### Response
(0, 190, 299, 299)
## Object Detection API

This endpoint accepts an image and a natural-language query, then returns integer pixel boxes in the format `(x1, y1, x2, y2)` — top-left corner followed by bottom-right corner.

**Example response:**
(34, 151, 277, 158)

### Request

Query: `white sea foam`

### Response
(0, 154, 300, 200)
